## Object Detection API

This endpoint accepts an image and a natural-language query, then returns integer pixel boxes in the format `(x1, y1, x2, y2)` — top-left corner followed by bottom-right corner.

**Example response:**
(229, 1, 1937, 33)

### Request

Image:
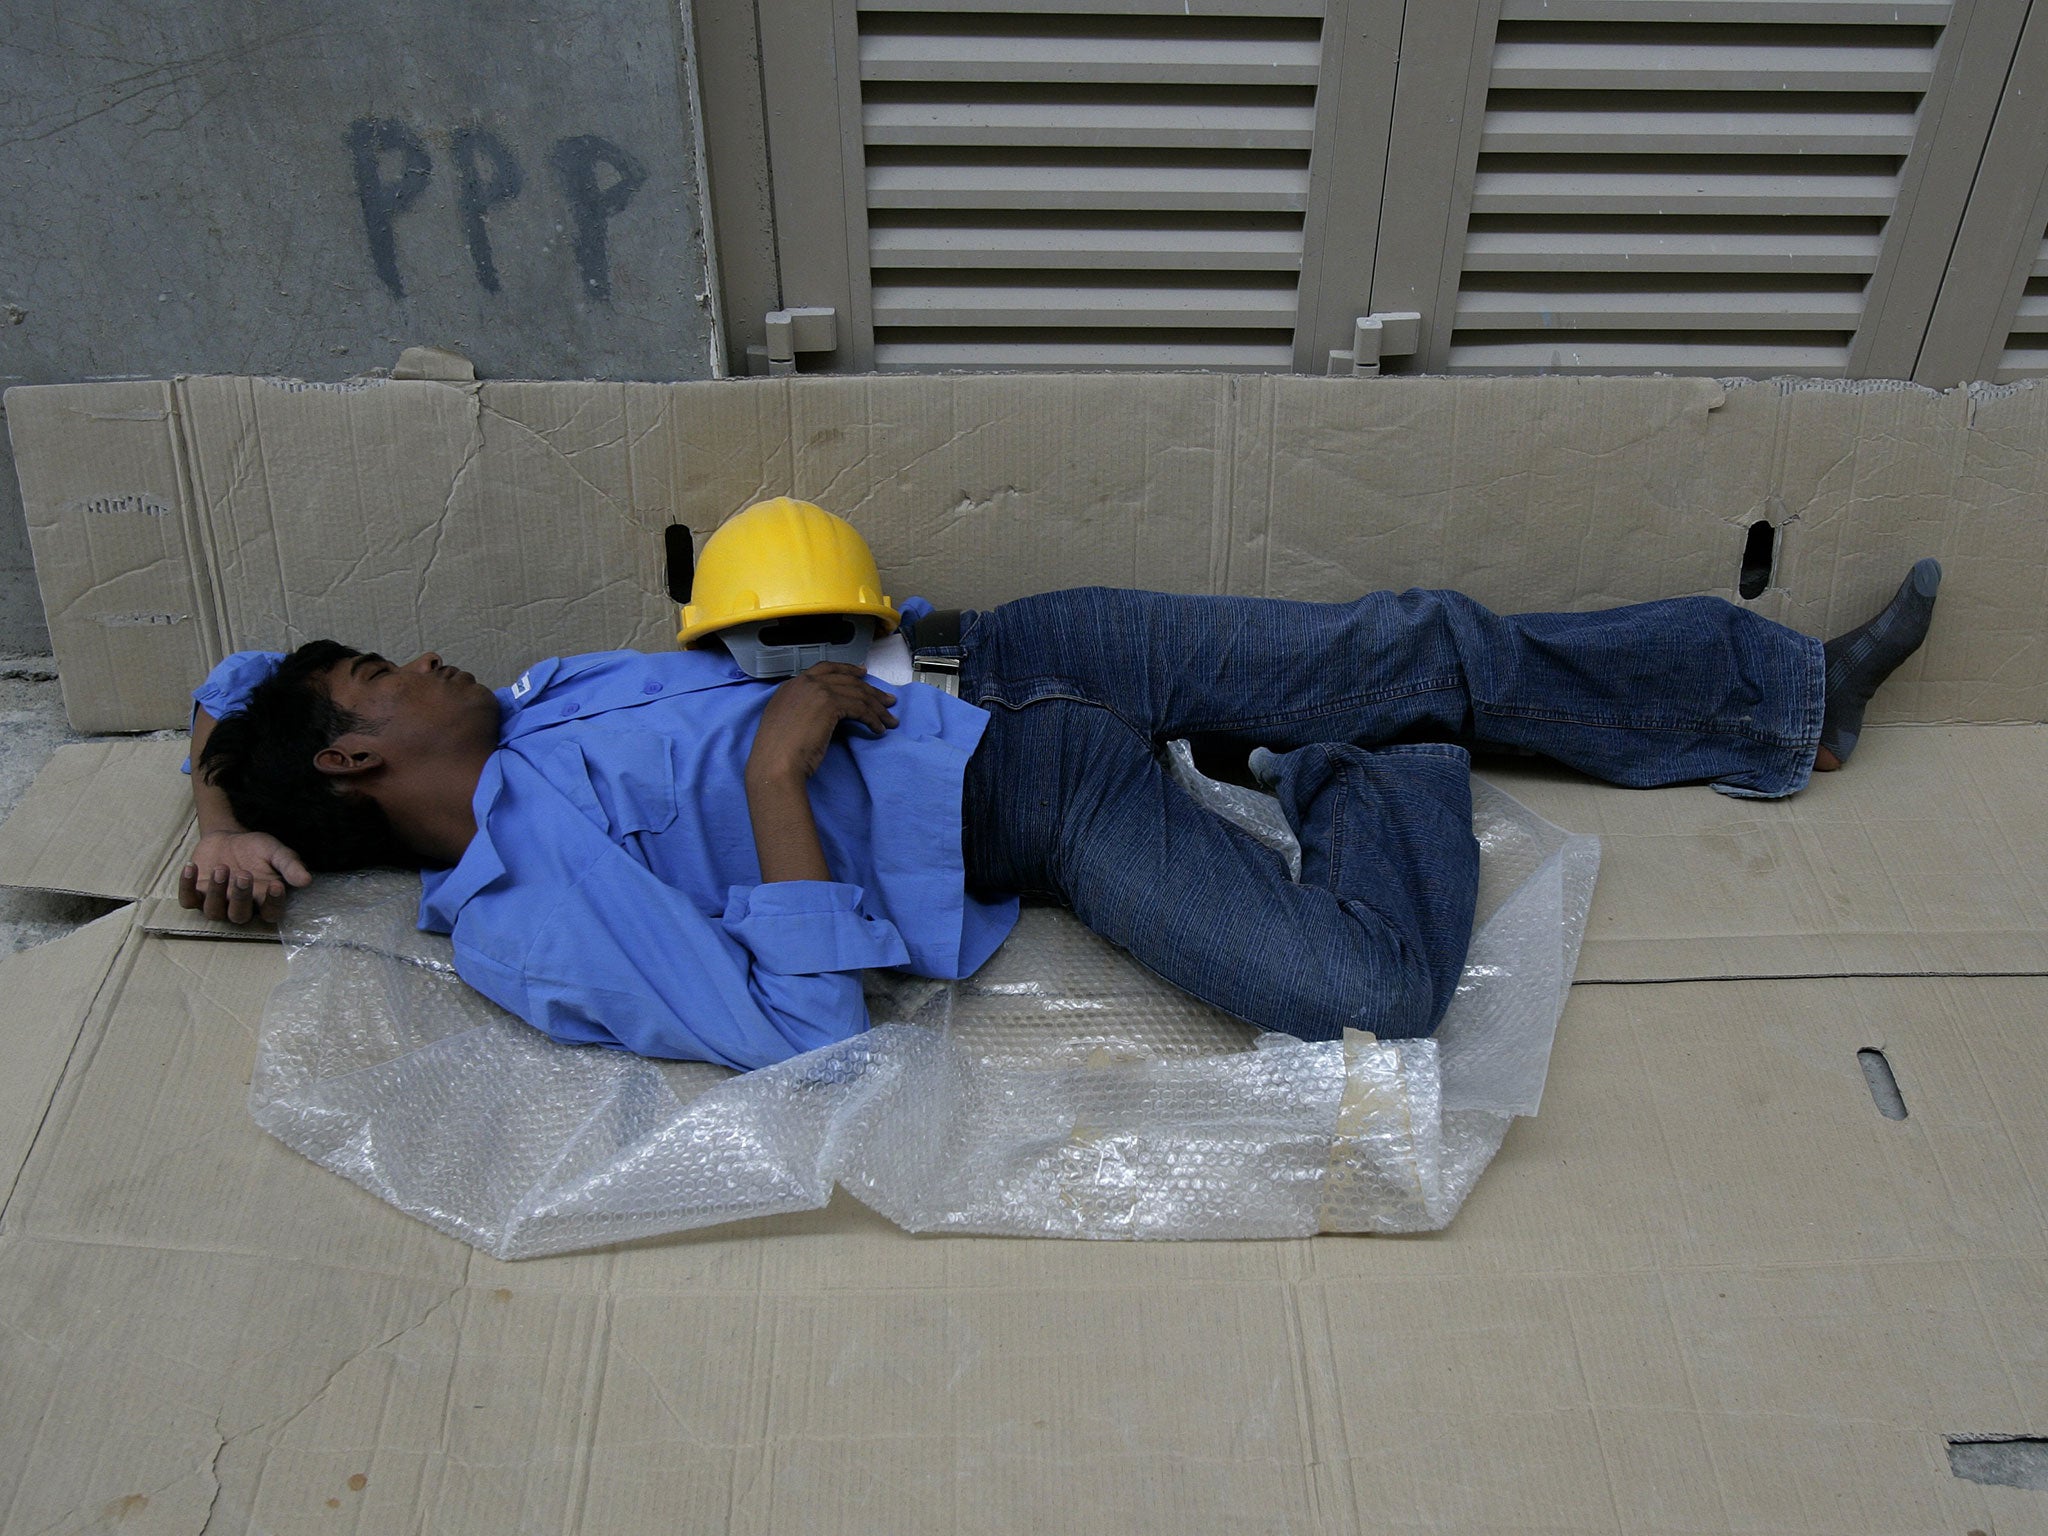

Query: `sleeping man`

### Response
(179, 500, 1942, 1071)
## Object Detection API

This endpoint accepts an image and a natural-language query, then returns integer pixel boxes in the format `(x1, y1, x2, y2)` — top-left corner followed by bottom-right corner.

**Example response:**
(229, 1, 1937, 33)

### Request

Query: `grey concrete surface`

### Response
(1, 0, 719, 655)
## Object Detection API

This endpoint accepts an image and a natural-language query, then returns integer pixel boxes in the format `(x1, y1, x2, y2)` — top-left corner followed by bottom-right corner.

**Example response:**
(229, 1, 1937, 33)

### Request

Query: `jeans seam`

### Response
(1477, 701, 1815, 750)
(980, 693, 1162, 898)
(975, 673, 1468, 739)
(1325, 771, 1344, 891)
(973, 687, 1160, 749)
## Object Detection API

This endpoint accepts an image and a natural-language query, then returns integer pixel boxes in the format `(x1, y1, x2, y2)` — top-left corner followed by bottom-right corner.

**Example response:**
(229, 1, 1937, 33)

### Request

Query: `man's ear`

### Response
(313, 742, 384, 778)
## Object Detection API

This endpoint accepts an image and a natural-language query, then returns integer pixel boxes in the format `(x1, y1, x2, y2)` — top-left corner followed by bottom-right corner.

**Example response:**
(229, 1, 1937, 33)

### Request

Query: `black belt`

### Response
(905, 608, 964, 650)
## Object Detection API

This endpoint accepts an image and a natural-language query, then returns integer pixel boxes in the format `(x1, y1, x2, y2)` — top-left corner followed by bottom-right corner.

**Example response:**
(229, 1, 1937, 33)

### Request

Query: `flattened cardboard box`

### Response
(2, 373, 2045, 1535)
(9, 373, 2043, 732)
(4, 881, 2045, 1532)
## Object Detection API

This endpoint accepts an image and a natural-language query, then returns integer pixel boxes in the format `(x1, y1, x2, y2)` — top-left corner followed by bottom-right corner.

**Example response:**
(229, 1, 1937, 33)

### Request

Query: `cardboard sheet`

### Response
(6, 726, 2038, 984)
(8, 374, 2043, 732)
(0, 736, 272, 941)
(2, 929, 2044, 1532)
(1488, 723, 2048, 981)
(0, 736, 190, 900)
(0, 906, 131, 1211)
(3, 371, 2045, 1534)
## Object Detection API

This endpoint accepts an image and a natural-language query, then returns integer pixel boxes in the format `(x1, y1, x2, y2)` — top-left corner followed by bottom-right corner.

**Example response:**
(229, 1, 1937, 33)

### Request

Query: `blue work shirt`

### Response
(193, 647, 1020, 1069)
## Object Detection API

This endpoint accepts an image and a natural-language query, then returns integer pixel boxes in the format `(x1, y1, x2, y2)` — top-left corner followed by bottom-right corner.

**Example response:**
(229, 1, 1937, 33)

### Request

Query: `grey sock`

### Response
(1821, 558, 1941, 763)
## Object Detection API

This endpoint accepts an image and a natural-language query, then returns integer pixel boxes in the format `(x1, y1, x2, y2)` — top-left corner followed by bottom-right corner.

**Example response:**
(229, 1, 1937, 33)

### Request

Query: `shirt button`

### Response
(558, 700, 579, 717)
(643, 680, 663, 694)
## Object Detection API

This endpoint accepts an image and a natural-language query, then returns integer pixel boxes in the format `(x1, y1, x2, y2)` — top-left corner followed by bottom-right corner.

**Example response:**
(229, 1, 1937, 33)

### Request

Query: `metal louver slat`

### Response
(1996, 226, 2048, 379)
(1448, 335, 1853, 370)
(864, 97, 1318, 149)
(1470, 164, 1900, 215)
(1496, 0, 1950, 17)
(872, 278, 1300, 325)
(860, 2, 1320, 370)
(2008, 294, 2048, 332)
(875, 335, 1298, 367)
(859, 28, 1321, 85)
(868, 157, 1312, 210)
(1488, 37, 1936, 91)
(1462, 224, 1883, 272)
(870, 218, 1305, 268)
(864, 0, 1323, 13)
(1480, 103, 1918, 155)
(1443, 7, 1953, 377)
(1455, 284, 1864, 328)
(1998, 344, 2048, 377)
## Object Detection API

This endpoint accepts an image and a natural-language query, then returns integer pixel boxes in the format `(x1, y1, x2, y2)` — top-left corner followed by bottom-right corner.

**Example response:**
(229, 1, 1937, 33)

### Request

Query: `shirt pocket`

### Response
(572, 730, 680, 839)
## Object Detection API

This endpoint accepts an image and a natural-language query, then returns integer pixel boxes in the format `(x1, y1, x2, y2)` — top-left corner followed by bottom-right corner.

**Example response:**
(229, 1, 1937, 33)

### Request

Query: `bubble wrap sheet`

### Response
(250, 767, 1598, 1258)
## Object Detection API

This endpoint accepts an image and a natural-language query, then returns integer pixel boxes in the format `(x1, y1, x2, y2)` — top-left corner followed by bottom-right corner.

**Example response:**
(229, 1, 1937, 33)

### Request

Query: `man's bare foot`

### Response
(1814, 745, 1842, 772)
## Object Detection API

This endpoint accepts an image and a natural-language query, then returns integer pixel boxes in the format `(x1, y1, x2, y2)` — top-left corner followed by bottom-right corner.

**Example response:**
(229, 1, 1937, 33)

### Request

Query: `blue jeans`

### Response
(927, 588, 1823, 1043)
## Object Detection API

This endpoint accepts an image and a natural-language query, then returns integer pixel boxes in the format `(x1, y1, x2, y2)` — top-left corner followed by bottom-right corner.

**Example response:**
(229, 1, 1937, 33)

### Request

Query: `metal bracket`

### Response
(1327, 311, 1422, 378)
(763, 306, 839, 376)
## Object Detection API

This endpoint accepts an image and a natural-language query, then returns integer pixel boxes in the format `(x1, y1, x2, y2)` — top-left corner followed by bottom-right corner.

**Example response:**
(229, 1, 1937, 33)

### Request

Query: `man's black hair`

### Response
(196, 640, 422, 871)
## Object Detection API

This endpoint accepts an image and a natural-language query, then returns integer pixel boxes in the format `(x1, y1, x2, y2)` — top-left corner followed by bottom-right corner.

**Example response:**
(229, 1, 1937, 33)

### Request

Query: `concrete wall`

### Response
(0, 0, 717, 657)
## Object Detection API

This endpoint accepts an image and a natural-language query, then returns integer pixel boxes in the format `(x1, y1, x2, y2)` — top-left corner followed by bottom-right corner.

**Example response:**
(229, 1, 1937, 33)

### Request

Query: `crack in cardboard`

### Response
(262, 1286, 466, 1454)
(415, 395, 489, 617)
(97, 1279, 469, 1536)
(474, 401, 635, 525)
(201, 1412, 226, 1533)
(563, 1295, 613, 1533)
(155, 942, 277, 1026)
(1275, 1280, 1341, 1528)
(14, 1417, 226, 1536)
(1562, 1283, 1632, 1536)
(524, 419, 629, 460)
(803, 410, 1016, 522)
(207, 427, 268, 534)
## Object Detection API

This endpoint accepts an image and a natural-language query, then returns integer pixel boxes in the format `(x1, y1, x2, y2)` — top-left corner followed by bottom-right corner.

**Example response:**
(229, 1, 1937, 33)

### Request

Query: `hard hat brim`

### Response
(678, 594, 900, 647)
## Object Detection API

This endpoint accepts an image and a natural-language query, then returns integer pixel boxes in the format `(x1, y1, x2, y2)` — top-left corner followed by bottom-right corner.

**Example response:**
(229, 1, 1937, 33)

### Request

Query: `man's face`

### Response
(322, 651, 501, 762)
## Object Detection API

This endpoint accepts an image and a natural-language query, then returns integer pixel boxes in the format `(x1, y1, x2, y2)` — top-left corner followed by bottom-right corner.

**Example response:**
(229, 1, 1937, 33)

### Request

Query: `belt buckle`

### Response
(911, 655, 961, 697)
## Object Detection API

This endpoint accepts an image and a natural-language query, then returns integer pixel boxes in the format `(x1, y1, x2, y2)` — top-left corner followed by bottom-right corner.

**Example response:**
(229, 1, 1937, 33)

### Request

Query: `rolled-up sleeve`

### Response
(722, 881, 911, 973)
(447, 758, 901, 1071)
(193, 650, 285, 719)
(184, 650, 285, 773)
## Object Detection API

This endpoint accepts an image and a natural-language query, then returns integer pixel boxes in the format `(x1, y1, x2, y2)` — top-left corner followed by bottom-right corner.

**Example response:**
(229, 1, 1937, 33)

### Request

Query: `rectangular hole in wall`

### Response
(1948, 1437, 2048, 1492)
(665, 524, 696, 604)
(1738, 517, 1776, 599)
(1857, 1048, 1907, 1119)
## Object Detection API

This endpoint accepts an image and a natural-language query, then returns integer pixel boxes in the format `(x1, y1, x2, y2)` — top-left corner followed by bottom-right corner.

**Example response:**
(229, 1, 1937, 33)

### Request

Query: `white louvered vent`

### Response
(858, 0, 1322, 370)
(1446, 0, 1953, 376)
(1996, 225, 2048, 381)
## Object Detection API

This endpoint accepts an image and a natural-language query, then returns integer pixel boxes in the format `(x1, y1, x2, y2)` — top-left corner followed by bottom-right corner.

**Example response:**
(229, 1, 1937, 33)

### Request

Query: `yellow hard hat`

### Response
(677, 497, 900, 646)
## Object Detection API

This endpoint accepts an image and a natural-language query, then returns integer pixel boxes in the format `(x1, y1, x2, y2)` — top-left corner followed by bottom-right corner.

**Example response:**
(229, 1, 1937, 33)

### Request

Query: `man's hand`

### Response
(744, 663, 897, 886)
(177, 830, 312, 925)
(747, 662, 898, 786)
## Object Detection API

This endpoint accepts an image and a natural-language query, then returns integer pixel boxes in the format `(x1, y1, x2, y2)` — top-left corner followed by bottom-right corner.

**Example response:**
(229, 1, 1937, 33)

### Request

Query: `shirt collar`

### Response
(496, 650, 749, 734)
(424, 649, 753, 929)
(417, 754, 510, 931)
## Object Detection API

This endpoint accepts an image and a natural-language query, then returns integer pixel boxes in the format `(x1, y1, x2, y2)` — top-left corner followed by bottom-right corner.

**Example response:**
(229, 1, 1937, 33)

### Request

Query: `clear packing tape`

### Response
(251, 758, 1599, 1258)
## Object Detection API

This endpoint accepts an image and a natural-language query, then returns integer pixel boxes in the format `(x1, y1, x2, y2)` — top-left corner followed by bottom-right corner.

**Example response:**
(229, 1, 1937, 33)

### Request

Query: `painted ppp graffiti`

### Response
(345, 118, 649, 301)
